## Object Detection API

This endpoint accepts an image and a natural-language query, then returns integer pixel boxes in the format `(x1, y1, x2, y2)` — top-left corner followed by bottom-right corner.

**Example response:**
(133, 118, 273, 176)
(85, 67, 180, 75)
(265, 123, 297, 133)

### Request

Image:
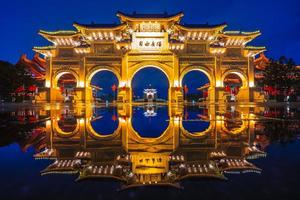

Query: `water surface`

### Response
(0, 103, 299, 200)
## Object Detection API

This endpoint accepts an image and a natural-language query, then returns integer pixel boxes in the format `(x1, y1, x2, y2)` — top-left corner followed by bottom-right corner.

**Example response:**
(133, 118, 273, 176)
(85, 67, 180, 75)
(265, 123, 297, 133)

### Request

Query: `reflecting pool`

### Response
(0, 103, 300, 200)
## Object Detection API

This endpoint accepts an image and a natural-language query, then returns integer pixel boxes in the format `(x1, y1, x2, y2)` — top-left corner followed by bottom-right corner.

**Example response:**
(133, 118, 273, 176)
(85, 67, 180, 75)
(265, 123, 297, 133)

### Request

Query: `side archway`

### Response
(53, 119, 80, 138)
(221, 69, 248, 88)
(179, 66, 214, 101)
(86, 66, 121, 86)
(87, 120, 121, 139)
(86, 66, 121, 102)
(179, 66, 214, 86)
(53, 69, 79, 88)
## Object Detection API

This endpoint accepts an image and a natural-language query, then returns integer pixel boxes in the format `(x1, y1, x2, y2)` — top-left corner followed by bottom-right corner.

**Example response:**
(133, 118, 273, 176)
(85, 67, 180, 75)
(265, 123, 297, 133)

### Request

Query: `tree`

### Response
(0, 61, 16, 101)
(262, 56, 299, 101)
(0, 60, 37, 102)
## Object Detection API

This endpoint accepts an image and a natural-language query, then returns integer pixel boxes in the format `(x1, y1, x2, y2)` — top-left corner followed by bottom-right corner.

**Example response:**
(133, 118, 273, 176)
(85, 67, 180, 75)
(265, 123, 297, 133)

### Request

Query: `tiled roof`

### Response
(117, 11, 183, 19)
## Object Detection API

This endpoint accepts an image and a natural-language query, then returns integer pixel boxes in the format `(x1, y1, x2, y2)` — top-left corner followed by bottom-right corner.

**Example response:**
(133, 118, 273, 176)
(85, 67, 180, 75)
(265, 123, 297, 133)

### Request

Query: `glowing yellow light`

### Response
(249, 81, 254, 88)
(119, 81, 127, 87)
(79, 118, 84, 125)
(46, 120, 51, 127)
(174, 80, 179, 87)
(118, 117, 126, 123)
(249, 113, 256, 119)
(216, 80, 222, 87)
(174, 116, 180, 125)
(45, 80, 51, 88)
(79, 81, 85, 87)
(179, 35, 185, 41)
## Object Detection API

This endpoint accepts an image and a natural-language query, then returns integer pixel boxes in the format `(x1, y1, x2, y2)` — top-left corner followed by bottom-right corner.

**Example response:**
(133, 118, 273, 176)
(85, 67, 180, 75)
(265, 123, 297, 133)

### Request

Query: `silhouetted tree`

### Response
(0, 60, 36, 102)
(263, 56, 299, 101)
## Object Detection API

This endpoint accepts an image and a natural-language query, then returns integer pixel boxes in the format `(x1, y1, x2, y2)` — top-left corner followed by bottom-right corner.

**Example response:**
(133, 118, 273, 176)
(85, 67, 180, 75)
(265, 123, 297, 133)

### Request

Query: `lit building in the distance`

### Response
(143, 88, 157, 102)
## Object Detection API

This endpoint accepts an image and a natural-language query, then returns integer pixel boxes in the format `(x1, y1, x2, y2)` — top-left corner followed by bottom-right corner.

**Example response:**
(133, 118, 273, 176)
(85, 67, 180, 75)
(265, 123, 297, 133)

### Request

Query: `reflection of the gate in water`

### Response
(132, 105, 169, 138)
(90, 107, 119, 135)
(37, 104, 266, 189)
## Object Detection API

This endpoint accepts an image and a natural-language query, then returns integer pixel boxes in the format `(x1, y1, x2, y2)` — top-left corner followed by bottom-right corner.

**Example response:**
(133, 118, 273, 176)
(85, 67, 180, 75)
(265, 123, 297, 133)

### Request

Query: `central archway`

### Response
(131, 105, 169, 138)
(130, 66, 170, 102)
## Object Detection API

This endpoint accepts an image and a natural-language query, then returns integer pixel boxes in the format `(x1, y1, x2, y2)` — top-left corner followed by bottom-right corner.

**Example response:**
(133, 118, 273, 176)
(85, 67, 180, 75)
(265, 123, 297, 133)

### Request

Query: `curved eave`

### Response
(246, 153, 267, 160)
(76, 174, 126, 182)
(33, 46, 56, 50)
(38, 30, 81, 45)
(244, 46, 267, 57)
(39, 30, 80, 37)
(33, 46, 56, 57)
(221, 166, 262, 172)
(222, 30, 261, 38)
(116, 11, 184, 22)
(73, 22, 127, 31)
(176, 23, 227, 32)
(34, 156, 56, 160)
(178, 173, 227, 181)
(33, 152, 56, 159)
(41, 168, 78, 175)
(32, 46, 55, 53)
(244, 46, 266, 51)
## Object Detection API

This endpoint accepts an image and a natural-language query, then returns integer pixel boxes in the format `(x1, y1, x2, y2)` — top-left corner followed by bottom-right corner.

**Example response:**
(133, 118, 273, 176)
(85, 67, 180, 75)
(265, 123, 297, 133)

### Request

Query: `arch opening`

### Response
(223, 73, 243, 102)
(56, 72, 77, 102)
(222, 109, 245, 134)
(182, 106, 210, 134)
(90, 107, 119, 136)
(56, 109, 79, 137)
(90, 70, 119, 102)
(181, 70, 210, 102)
(131, 66, 169, 102)
(131, 105, 169, 138)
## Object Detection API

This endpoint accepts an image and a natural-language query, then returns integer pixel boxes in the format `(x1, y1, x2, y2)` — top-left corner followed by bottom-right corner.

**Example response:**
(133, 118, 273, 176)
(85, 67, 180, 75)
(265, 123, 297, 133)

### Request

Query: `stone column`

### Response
(214, 55, 222, 102)
(247, 56, 255, 102)
(118, 53, 130, 103)
(170, 54, 183, 103)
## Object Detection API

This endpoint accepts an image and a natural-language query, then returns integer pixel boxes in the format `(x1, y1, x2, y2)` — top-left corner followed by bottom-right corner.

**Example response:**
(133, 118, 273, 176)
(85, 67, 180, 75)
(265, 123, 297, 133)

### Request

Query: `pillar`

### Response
(214, 55, 223, 102)
(46, 57, 53, 102)
(118, 54, 130, 103)
(170, 54, 183, 103)
(248, 56, 255, 102)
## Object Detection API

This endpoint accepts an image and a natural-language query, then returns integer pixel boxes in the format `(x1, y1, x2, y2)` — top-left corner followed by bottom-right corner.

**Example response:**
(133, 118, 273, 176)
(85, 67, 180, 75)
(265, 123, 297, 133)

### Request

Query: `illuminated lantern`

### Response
(111, 84, 117, 92)
(112, 114, 117, 122)
(28, 85, 37, 93)
(184, 110, 189, 120)
(183, 84, 189, 94)
(225, 85, 231, 92)
(15, 86, 25, 93)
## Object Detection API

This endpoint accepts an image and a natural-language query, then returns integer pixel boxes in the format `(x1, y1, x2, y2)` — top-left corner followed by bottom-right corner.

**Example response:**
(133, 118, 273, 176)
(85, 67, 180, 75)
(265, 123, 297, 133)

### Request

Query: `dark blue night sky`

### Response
(1, 0, 299, 93)
(1, 0, 300, 64)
